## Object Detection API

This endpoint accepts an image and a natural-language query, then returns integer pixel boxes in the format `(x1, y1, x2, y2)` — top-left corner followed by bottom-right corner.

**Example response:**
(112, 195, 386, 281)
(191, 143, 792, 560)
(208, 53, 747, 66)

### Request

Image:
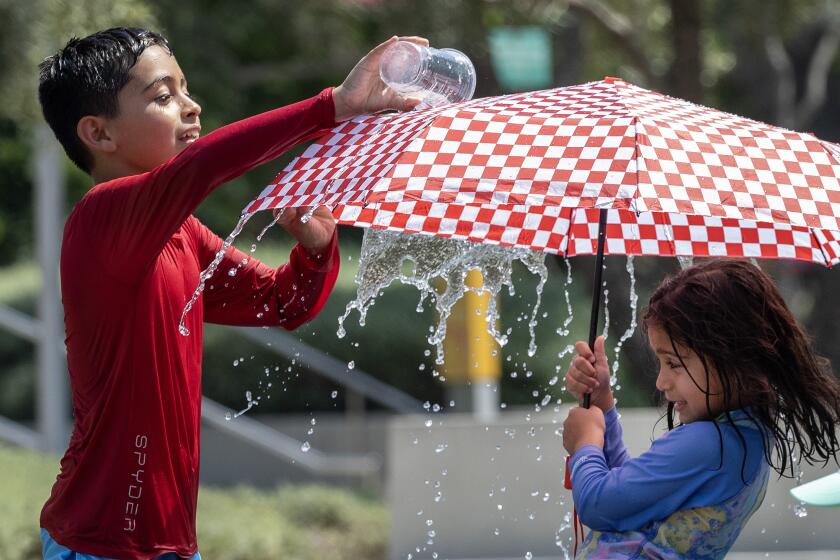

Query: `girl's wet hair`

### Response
(644, 259, 840, 479)
(38, 27, 171, 174)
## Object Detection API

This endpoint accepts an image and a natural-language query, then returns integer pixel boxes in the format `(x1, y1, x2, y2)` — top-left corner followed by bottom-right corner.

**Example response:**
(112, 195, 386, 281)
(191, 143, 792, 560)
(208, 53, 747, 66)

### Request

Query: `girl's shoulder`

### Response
(658, 409, 767, 480)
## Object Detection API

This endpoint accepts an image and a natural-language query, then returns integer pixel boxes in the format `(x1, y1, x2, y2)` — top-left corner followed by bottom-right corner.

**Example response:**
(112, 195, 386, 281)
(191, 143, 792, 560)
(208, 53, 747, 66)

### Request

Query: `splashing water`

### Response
(677, 255, 694, 269)
(793, 503, 808, 518)
(601, 283, 610, 342)
(179, 212, 254, 336)
(522, 255, 549, 357)
(300, 206, 318, 224)
(610, 256, 638, 389)
(232, 390, 257, 419)
(256, 208, 285, 242)
(555, 257, 576, 366)
(338, 230, 548, 365)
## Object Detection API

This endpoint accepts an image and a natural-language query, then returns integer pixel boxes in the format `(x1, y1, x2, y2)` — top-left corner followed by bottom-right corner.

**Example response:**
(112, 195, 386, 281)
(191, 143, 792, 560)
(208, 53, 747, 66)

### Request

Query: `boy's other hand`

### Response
(275, 206, 336, 257)
(332, 35, 430, 121)
(563, 406, 606, 454)
(565, 336, 614, 411)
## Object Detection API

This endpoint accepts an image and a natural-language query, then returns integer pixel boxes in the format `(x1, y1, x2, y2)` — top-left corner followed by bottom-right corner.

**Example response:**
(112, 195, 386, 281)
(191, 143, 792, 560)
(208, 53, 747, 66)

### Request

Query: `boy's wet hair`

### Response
(644, 259, 840, 479)
(38, 27, 171, 174)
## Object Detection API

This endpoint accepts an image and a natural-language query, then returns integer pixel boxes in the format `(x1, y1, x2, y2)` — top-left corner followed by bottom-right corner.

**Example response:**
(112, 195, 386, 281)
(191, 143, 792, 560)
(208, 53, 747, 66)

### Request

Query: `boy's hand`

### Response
(332, 35, 430, 121)
(563, 406, 606, 454)
(565, 336, 614, 410)
(275, 206, 336, 257)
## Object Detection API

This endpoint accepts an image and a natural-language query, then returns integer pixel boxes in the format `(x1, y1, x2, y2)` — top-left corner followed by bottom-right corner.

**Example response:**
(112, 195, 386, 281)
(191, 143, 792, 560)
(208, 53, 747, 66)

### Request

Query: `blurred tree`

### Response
(0, 0, 158, 264)
(1, 0, 839, 416)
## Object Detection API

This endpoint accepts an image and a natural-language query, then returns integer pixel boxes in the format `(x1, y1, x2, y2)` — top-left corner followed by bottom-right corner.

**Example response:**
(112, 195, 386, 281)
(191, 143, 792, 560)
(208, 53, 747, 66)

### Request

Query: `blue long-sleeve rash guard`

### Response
(569, 407, 768, 532)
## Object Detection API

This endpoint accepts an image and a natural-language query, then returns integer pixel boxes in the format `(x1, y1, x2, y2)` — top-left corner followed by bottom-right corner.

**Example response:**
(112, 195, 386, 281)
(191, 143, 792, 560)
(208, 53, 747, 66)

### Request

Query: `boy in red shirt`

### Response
(36, 27, 426, 559)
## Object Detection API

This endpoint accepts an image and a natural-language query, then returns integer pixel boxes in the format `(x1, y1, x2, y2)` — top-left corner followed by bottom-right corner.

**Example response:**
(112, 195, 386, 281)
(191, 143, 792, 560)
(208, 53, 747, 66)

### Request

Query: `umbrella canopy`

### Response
(248, 77, 840, 266)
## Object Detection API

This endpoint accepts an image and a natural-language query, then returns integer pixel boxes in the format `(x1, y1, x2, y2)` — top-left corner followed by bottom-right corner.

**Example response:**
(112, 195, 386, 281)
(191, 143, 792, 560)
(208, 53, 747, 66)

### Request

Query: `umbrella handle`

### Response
(583, 208, 609, 409)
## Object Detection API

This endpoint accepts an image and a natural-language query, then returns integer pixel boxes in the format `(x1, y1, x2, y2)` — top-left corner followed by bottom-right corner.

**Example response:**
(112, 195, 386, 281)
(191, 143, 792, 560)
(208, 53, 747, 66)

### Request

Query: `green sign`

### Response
(488, 26, 553, 92)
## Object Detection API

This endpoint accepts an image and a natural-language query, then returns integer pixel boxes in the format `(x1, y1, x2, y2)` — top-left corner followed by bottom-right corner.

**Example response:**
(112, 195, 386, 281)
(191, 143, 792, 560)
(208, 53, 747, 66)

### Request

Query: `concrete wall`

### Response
(388, 407, 840, 559)
(199, 411, 389, 491)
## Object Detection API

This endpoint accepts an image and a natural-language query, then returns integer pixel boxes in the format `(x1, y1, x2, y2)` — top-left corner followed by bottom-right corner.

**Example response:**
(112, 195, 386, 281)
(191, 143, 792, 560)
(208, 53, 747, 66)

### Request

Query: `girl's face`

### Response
(648, 323, 726, 423)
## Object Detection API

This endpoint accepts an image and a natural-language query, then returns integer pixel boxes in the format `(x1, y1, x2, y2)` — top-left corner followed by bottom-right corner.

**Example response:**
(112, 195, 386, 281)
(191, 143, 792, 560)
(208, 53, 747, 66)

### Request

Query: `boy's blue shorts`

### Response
(41, 529, 201, 560)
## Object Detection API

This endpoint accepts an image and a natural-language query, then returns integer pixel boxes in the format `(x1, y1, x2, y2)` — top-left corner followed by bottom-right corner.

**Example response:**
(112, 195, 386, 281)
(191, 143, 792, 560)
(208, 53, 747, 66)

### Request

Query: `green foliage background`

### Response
(0, 444, 387, 560)
(2, 0, 840, 418)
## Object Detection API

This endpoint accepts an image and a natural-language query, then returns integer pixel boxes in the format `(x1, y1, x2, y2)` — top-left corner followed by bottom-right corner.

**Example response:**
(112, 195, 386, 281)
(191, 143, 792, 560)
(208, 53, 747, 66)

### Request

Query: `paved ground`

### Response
(453, 553, 839, 560)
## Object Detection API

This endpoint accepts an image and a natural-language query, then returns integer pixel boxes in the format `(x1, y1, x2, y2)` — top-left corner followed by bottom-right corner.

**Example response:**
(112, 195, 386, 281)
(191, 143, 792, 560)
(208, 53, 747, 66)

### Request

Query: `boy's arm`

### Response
(92, 89, 336, 279)
(568, 421, 761, 532)
(191, 218, 339, 329)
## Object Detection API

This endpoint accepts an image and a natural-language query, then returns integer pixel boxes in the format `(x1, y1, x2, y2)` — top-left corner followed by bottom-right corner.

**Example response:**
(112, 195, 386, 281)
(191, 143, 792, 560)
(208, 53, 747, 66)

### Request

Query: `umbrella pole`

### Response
(583, 208, 608, 409)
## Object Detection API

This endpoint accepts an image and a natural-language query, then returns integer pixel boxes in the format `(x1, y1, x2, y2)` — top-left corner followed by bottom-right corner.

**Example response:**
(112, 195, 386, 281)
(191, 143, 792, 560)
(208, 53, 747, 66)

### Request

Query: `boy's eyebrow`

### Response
(142, 75, 188, 92)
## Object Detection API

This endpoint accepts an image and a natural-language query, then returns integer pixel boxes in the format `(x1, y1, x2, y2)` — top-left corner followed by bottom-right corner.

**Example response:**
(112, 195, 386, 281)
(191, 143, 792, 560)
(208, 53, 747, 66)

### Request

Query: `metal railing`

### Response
(0, 303, 421, 477)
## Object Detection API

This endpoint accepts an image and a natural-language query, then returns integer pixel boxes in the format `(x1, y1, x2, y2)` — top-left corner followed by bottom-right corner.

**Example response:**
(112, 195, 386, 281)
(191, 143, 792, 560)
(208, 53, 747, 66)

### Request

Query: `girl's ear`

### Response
(77, 116, 117, 154)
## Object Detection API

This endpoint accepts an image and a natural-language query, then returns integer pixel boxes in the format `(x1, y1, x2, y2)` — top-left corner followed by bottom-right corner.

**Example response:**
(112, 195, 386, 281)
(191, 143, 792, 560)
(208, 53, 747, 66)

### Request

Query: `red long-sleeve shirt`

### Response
(40, 89, 339, 559)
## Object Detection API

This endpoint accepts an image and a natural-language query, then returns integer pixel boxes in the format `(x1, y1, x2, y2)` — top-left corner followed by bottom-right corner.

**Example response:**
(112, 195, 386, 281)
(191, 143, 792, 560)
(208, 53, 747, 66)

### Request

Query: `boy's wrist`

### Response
(332, 85, 353, 122)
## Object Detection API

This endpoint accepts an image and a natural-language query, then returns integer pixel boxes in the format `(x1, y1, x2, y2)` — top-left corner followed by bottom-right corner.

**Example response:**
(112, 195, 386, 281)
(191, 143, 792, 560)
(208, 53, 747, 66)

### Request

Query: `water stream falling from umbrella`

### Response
(337, 229, 548, 366)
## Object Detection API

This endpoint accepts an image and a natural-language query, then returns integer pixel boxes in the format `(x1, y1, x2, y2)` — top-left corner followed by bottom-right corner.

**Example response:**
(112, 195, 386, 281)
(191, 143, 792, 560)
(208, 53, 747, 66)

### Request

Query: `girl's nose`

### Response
(655, 368, 670, 392)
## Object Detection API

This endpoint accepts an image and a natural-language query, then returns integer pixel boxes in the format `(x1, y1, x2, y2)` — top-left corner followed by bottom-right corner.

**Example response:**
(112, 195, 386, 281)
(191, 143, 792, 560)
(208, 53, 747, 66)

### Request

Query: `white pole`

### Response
(472, 380, 499, 423)
(34, 123, 68, 453)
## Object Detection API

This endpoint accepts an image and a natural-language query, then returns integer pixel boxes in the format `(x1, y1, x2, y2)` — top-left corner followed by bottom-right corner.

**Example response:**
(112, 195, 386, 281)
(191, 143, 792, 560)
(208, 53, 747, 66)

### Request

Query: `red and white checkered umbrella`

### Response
(248, 77, 840, 267)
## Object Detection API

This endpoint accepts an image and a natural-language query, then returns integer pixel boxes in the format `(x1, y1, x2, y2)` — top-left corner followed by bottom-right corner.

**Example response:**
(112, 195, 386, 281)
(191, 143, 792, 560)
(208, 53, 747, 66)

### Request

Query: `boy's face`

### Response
(648, 323, 725, 424)
(105, 45, 201, 174)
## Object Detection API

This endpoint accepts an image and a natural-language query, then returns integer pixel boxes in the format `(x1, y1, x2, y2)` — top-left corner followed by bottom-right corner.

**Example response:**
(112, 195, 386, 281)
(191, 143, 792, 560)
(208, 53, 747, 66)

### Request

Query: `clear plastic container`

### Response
(379, 41, 476, 108)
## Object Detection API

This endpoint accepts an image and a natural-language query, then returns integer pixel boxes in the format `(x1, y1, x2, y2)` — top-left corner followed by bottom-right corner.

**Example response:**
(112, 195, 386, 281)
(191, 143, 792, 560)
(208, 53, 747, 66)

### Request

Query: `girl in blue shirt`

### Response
(563, 259, 840, 559)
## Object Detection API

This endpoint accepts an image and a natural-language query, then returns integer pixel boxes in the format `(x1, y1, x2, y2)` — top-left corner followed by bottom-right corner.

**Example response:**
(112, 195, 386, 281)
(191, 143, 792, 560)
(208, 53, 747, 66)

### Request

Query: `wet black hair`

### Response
(645, 259, 840, 480)
(37, 27, 171, 174)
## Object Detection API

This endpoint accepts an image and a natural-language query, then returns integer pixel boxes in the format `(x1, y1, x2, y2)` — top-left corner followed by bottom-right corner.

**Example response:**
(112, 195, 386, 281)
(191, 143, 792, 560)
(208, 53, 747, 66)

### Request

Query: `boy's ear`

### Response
(77, 116, 117, 154)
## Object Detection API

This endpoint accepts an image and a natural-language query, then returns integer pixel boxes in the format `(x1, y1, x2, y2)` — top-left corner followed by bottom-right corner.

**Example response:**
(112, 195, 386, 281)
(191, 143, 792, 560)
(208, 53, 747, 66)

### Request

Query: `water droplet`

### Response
(347, 360, 355, 370)
(228, 267, 237, 277)
(794, 504, 808, 518)
(301, 441, 311, 452)
(300, 206, 317, 224)
(331, 390, 338, 399)
(435, 443, 447, 453)
(425, 419, 433, 428)
(224, 412, 232, 421)
(525, 553, 533, 560)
